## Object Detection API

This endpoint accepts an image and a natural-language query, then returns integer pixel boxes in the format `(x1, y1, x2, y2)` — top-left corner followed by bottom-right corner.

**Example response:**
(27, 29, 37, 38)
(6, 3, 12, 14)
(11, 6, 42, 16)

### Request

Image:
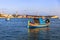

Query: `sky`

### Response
(0, 0, 60, 17)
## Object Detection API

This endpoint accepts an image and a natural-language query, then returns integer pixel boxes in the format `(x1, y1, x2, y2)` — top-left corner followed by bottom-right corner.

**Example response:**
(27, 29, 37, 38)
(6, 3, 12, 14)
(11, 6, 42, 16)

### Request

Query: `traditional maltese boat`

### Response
(28, 18, 50, 28)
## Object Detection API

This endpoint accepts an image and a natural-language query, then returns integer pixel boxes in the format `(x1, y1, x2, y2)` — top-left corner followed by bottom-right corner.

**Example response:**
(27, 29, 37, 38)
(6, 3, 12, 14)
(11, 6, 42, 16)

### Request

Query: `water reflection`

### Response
(28, 27, 50, 40)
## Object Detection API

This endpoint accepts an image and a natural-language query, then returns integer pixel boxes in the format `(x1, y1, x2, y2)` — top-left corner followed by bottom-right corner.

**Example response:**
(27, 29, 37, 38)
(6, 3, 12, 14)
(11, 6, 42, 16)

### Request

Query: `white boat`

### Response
(6, 18, 10, 21)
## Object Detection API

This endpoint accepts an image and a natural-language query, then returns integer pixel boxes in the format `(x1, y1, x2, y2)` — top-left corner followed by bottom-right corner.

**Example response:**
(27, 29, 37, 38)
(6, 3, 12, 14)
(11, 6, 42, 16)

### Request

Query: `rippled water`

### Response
(0, 18, 60, 40)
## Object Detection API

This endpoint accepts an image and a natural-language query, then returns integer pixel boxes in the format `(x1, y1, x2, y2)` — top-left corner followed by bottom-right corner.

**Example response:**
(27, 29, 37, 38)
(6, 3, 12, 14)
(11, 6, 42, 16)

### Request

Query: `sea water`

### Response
(0, 18, 60, 40)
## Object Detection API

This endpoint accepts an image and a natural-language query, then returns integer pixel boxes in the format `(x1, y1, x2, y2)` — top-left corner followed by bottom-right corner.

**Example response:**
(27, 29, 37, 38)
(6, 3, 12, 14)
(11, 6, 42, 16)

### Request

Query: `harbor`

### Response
(0, 18, 59, 40)
(0, 13, 59, 40)
(0, 0, 60, 40)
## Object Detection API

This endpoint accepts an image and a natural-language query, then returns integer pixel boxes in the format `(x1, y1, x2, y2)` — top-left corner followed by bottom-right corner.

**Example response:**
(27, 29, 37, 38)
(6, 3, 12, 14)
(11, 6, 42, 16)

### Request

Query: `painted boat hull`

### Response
(28, 24, 49, 29)
(27, 21, 50, 29)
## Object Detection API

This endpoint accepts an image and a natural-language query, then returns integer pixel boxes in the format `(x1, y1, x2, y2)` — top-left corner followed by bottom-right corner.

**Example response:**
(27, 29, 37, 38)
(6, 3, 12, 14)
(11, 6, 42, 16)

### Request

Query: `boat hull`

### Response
(27, 20, 50, 29)
(28, 24, 49, 29)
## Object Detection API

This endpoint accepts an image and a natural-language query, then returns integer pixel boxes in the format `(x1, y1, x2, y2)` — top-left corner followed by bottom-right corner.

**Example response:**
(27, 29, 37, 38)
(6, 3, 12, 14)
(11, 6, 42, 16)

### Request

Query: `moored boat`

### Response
(28, 18, 50, 29)
(5, 18, 10, 21)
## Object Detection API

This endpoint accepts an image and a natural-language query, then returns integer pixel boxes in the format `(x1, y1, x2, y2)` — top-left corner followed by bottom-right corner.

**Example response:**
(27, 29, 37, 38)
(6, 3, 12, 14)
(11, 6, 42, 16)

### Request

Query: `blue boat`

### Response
(28, 18, 50, 29)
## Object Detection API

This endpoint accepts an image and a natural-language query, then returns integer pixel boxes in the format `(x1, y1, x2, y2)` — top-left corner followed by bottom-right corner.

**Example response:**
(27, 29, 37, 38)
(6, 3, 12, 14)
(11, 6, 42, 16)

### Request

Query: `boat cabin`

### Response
(33, 18, 46, 25)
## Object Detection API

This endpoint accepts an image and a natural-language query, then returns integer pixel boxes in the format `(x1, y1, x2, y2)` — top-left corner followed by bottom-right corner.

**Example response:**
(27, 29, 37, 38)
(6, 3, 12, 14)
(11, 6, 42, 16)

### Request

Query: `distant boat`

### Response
(27, 18, 50, 29)
(5, 18, 10, 21)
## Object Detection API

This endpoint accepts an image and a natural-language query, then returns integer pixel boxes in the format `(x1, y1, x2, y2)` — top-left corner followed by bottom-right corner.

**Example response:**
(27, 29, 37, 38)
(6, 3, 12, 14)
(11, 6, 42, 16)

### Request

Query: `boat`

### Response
(7, 18, 10, 20)
(5, 15, 10, 21)
(28, 18, 50, 29)
(5, 18, 10, 21)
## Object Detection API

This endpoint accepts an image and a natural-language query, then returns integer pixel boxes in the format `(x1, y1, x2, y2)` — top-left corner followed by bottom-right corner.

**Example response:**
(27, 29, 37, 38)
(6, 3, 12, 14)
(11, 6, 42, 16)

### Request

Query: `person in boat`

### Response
(29, 18, 40, 26)
(45, 18, 50, 24)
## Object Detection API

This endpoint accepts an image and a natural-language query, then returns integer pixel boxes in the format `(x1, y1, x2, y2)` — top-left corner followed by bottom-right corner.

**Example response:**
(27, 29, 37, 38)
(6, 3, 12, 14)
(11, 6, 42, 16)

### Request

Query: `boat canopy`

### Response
(39, 18, 46, 24)
(33, 18, 46, 24)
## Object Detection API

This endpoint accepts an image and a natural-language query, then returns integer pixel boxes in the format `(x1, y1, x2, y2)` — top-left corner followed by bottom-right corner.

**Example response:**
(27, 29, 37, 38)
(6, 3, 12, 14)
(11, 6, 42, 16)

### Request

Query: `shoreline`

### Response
(0, 14, 59, 18)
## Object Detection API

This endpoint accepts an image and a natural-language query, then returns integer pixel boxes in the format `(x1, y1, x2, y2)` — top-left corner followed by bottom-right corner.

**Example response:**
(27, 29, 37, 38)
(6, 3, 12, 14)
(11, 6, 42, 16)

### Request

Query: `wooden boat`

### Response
(28, 18, 50, 29)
